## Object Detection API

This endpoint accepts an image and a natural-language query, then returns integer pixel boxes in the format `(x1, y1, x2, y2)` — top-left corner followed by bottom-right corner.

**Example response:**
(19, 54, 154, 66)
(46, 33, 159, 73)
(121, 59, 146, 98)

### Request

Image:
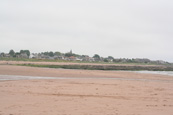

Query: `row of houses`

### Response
(29, 53, 95, 62)
(0, 51, 96, 62)
(0, 52, 168, 64)
(0, 53, 29, 58)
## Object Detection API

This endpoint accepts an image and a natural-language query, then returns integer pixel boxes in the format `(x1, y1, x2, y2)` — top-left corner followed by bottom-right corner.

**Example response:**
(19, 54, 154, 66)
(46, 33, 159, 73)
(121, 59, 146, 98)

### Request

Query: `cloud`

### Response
(0, 0, 173, 62)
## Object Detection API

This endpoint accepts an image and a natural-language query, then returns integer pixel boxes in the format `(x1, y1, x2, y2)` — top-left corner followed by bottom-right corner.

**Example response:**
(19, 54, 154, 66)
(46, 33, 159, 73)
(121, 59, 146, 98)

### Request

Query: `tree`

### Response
(42, 52, 49, 56)
(20, 50, 30, 57)
(9, 50, 15, 57)
(104, 58, 109, 62)
(54, 51, 62, 56)
(49, 51, 54, 57)
(14, 52, 20, 57)
(65, 53, 73, 57)
(93, 54, 101, 61)
(108, 56, 114, 60)
(93, 54, 100, 59)
(0, 52, 5, 57)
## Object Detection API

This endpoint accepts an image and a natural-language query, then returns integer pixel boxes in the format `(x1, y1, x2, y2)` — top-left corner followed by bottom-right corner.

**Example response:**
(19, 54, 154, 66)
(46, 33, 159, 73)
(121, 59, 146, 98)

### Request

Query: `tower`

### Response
(70, 49, 72, 54)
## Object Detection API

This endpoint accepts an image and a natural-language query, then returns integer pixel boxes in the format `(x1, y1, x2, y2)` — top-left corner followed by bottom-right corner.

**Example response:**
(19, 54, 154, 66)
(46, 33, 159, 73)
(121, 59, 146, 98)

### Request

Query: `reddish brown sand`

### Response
(0, 64, 173, 115)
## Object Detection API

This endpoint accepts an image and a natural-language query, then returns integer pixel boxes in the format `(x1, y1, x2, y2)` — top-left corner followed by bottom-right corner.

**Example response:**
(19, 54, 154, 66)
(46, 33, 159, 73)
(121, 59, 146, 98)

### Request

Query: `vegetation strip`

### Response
(17, 64, 173, 71)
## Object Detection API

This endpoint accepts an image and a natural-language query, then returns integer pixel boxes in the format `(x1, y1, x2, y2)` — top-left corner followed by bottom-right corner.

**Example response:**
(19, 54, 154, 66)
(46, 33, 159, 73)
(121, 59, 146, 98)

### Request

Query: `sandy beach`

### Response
(0, 64, 173, 115)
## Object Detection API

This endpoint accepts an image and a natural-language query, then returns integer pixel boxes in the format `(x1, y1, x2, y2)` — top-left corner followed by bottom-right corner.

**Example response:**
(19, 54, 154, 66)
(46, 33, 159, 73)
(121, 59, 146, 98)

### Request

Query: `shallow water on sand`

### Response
(0, 74, 172, 82)
(0, 75, 58, 81)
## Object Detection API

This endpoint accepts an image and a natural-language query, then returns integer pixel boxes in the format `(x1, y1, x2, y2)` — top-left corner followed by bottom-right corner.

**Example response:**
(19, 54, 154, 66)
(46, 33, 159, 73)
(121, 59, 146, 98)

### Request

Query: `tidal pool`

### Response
(0, 73, 172, 82)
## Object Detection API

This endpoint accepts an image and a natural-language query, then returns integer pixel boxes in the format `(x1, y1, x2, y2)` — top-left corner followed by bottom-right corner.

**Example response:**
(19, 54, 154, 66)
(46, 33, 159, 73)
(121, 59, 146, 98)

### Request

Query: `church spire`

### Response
(70, 49, 72, 54)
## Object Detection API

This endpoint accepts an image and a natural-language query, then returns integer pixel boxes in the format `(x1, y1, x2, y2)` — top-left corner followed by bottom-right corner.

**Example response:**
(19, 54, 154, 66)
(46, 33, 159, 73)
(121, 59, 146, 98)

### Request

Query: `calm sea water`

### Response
(135, 71, 173, 76)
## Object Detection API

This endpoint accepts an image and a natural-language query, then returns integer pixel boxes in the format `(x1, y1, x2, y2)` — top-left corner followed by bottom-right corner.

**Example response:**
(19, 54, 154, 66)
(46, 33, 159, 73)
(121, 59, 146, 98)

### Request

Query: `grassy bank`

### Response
(1, 57, 171, 66)
(17, 64, 173, 71)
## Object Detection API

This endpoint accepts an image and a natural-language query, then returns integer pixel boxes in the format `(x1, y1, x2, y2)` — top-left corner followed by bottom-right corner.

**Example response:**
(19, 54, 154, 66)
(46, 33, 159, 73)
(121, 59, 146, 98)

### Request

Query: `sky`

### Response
(0, 0, 173, 62)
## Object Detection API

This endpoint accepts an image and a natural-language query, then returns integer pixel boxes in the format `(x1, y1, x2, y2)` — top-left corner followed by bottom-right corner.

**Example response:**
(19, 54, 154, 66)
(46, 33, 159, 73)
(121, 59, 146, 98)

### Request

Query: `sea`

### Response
(135, 71, 173, 76)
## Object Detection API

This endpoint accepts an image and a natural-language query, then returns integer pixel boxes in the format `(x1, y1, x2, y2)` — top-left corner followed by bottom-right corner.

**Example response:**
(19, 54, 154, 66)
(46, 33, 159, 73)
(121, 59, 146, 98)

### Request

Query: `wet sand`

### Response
(0, 65, 173, 115)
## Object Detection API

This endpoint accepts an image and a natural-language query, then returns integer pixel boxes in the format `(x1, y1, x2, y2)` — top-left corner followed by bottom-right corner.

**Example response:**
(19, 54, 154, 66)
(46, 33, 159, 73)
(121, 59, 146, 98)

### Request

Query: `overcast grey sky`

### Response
(0, 0, 173, 62)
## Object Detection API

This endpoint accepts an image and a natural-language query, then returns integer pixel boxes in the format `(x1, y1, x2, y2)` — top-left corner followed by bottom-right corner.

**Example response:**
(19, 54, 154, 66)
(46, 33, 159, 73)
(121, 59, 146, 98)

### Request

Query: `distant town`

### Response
(0, 49, 170, 65)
